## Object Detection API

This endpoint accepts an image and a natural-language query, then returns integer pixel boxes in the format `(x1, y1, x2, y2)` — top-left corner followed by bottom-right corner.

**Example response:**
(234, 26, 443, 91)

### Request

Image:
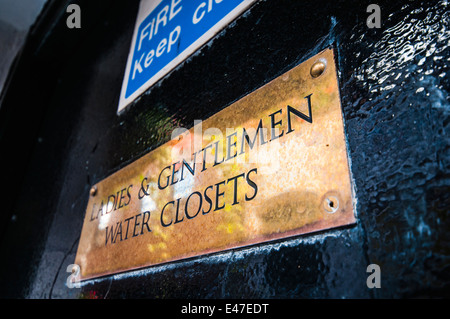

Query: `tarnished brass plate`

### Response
(75, 48, 355, 280)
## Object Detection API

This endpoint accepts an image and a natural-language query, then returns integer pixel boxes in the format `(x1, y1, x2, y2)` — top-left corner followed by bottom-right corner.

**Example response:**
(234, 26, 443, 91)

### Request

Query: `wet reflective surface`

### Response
(0, 0, 448, 298)
(339, 0, 449, 297)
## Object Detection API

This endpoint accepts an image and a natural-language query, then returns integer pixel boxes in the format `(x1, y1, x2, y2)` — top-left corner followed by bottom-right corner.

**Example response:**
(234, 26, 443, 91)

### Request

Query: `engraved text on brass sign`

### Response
(75, 48, 356, 280)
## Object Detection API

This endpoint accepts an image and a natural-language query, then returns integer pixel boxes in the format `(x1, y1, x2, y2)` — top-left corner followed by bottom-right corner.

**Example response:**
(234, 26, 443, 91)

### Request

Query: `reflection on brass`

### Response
(75, 48, 356, 280)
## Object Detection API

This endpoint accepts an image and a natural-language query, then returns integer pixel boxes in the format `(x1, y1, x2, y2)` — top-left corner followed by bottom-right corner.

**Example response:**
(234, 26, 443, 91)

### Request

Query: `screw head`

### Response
(310, 60, 327, 78)
(90, 186, 97, 196)
(324, 195, 339, 214)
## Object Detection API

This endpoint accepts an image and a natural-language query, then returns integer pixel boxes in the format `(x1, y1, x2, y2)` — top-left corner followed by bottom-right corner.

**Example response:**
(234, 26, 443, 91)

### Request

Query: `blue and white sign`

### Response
(118, 0, 258, 113)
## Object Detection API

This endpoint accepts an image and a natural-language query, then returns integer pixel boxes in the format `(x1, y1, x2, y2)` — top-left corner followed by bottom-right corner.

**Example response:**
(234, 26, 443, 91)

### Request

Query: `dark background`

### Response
(0, 0, 448, 298)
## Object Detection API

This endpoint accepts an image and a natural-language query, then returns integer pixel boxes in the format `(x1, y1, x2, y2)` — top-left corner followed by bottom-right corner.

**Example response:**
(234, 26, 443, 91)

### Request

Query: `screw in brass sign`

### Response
(75, 48, 356, 280)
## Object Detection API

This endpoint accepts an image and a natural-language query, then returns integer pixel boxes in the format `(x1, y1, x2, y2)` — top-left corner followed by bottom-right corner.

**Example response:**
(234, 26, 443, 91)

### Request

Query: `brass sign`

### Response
(75, 48, 356, 280)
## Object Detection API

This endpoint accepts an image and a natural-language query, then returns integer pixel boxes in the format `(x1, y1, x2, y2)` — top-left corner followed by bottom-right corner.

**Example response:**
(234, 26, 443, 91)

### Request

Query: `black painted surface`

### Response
(0, 0, 448, 298)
